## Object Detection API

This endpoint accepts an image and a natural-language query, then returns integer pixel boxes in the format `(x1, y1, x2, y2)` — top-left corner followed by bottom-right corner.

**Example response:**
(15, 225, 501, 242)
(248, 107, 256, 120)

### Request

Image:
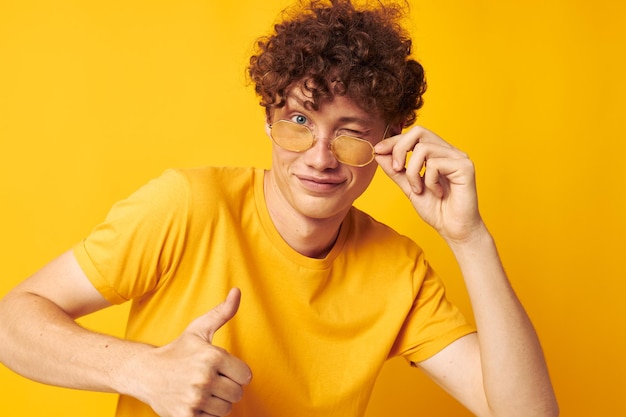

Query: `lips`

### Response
(296, 173, 346, 192)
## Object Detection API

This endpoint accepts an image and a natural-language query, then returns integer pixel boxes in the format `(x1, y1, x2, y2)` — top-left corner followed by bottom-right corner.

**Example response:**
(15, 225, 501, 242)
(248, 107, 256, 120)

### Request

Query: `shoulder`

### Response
(169, 166, 258, 196)
(167, 166, 257, 186)
(143, 166, 259, 209)
(107, 167, 259, 222)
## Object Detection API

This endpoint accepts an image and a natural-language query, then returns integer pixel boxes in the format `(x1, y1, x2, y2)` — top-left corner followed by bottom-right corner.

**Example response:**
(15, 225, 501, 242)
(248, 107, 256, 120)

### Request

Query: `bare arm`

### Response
(0, 250, 252, 417)
(0, 250, 119, 390)
(420, 230, 557, 417)
(374, 127, 558, 417)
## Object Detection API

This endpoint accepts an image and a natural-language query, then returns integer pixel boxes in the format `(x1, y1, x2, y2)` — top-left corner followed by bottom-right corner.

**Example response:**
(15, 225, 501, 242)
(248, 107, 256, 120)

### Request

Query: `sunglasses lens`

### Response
(270, 120, 314, 152)
(270, 120, 376, 167)
(331, 136, 375, 167)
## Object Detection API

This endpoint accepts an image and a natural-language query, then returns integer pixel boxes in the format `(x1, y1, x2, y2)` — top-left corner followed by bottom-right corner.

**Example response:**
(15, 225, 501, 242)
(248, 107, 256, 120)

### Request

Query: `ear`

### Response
(264, 108, 274, 137)
(265, 107, 273, 125)
(385, 122, 404, 138)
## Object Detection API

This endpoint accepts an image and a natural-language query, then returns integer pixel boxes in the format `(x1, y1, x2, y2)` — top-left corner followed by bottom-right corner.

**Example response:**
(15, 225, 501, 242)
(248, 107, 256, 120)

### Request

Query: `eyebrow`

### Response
(283, 92, 312, 112)
(336, 116, 372, 128)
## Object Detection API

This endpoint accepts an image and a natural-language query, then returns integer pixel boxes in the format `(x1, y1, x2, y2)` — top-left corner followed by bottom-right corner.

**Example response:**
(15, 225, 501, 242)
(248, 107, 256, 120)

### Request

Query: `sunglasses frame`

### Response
(269, 119, 388, 167)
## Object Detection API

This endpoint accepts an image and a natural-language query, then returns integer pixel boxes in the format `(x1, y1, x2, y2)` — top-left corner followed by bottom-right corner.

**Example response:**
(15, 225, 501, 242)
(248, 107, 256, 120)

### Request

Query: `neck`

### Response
(264, 171, 347, 259)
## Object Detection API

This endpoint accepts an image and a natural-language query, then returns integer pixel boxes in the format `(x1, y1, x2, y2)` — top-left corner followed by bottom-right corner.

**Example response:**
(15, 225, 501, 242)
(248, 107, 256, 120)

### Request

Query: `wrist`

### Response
(444, 222, 494, 256)
(109, 341, 156, 402)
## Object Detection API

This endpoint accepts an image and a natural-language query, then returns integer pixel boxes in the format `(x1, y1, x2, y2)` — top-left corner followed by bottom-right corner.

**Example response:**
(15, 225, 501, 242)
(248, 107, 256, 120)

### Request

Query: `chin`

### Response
(295, 197, 351, 221)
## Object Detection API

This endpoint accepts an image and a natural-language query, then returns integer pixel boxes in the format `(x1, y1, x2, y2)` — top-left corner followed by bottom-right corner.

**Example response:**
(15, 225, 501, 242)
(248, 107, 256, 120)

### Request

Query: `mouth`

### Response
(296, 174, 346, 192)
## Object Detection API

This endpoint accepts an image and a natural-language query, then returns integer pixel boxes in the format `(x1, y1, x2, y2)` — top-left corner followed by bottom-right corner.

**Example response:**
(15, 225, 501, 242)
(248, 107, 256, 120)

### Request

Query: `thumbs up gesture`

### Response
(134, 288, 252, 417)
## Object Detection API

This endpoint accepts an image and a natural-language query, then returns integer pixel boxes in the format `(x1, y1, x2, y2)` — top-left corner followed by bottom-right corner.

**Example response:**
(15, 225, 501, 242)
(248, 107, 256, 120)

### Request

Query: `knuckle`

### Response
(461, 157, 475, 170)
(202, 345, 227, 365)
(409, 125, 427, 136)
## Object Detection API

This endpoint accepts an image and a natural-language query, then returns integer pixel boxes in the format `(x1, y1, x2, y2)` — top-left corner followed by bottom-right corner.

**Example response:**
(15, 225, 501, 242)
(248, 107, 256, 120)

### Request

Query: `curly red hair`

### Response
(248, 0, 426, 127)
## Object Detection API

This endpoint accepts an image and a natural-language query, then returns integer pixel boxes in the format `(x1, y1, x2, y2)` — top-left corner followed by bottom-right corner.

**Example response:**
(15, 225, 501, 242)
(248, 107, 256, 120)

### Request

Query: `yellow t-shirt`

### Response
(73, 166, 475, 417)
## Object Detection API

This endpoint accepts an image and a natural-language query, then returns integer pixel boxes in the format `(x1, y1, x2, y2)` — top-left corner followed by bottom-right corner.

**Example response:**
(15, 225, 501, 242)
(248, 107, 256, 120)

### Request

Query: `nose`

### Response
(303, 134, 339, 170)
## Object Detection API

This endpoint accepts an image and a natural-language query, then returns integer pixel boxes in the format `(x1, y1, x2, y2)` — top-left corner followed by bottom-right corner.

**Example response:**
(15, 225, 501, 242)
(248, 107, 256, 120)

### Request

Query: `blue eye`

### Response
(293, 115, 307, 125)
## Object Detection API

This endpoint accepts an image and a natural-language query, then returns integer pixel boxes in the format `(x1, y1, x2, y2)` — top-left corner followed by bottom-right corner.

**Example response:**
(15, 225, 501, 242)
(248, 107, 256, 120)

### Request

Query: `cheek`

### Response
(271, 145, 299, 169)
(349, 165, 378, 191)
(359, 163, 378, 180)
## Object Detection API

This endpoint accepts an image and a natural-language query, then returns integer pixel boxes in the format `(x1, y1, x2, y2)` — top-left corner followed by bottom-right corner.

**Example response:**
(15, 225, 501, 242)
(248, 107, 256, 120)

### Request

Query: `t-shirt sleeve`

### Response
(389, 253, 476, 364)
(73, 169, 190, 305)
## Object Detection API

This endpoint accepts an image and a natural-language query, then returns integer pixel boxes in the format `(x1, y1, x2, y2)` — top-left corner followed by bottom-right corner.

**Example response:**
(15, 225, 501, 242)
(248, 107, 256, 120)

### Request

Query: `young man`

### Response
(0, 1, 558, 416)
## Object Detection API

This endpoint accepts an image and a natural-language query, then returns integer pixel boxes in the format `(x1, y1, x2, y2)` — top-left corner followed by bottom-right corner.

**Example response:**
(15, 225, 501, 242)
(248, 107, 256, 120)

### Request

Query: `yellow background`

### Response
(1, 0, 624, 415)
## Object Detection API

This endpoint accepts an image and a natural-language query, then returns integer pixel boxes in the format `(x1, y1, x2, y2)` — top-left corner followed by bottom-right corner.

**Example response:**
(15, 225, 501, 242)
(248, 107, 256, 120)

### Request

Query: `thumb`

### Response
(375, 153, 412, 197)
(187, 287, 241, 344)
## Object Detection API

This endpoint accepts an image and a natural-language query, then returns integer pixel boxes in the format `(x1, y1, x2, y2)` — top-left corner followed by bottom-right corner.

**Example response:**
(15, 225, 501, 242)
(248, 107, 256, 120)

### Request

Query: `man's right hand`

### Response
(137, 288, 252, 417)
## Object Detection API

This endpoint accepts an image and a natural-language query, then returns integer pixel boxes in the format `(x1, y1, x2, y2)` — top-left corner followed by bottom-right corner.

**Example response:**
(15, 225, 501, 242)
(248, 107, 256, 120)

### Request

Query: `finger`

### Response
(206, 287, 241, 342)
(376, 125, 454, 152)
(209, 373, 246, 403)
(373, 135, 399, 155)
(216, 352, 253, 387)
(423, 157, 476, 193)
(409, 126, 455, 148)
(422, 159, 445, 198)
(405, 142, 460, 194)
(197, 394, 234, 417)
(197, 366, 248, 416)
(404, 145, 427, 195)
(375, 152, 413, 197)
(187, 288, 241, 343)
(374, 132, 413, 171)
(390, 132, 420, 171)
(375, 126, 465, 197)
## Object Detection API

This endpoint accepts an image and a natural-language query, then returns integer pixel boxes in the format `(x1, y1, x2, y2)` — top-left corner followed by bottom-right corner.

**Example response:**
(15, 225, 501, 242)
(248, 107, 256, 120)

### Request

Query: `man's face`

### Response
(265, 87, 387, 222)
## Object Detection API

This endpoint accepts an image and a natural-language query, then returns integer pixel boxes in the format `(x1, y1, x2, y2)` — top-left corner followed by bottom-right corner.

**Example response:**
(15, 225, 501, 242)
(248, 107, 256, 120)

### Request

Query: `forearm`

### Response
(0, 291, 149, 397)
(0, 285, 252, 417)
(448, 225, 558, 417)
